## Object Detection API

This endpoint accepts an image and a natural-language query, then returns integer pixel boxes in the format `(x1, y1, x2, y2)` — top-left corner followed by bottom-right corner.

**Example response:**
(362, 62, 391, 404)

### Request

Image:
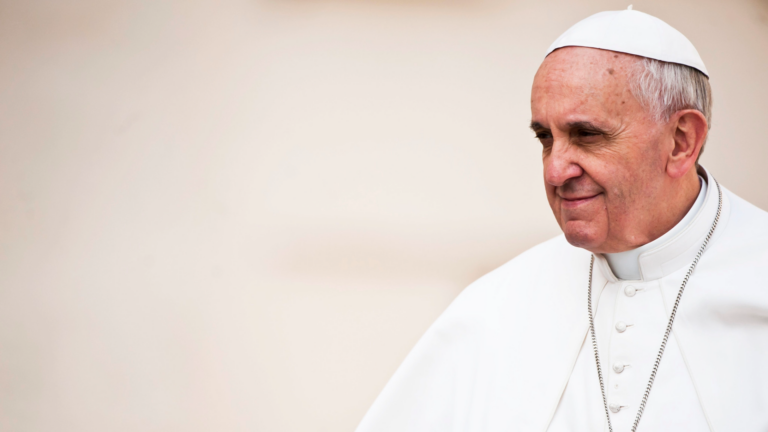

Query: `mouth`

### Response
(560, 193, 600, 209)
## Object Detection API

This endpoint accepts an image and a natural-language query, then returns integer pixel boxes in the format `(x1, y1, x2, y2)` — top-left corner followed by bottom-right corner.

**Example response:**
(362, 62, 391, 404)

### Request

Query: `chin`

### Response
(562, 220, 605, 252)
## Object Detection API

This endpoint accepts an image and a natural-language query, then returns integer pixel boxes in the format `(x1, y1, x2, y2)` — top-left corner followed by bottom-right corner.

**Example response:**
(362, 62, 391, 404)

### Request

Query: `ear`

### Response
(666, 109, 708, 179)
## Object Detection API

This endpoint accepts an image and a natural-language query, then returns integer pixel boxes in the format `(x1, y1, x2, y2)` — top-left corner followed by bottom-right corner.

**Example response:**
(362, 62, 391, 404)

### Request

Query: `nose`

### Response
(544, 142, 583, 187)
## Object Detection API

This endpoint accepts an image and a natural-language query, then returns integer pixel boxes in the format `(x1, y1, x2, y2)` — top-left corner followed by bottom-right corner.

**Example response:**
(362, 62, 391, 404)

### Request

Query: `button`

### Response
(624, 286, 637, 297)
(615, 321, 628, 333)
(609, 403, 621, 413)
(613, 362, 625, 373)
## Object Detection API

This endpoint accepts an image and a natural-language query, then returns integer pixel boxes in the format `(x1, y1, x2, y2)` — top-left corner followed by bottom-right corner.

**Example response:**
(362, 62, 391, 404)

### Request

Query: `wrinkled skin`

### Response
(530, 47, 708, 254)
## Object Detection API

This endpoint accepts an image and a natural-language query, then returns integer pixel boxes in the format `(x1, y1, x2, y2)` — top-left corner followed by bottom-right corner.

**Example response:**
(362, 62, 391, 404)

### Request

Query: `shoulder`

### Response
(468, 234, 587, 296)
(723, 187, 768, 231)
(436, 234, 589, 331)
(355, 235, 589, 432)
(696, 186, 768, 294)
(715, 187, 768, 251)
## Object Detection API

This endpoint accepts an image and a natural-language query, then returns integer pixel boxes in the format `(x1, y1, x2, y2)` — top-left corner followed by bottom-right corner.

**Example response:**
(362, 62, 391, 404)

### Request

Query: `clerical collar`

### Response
(595, 166, 728, 282)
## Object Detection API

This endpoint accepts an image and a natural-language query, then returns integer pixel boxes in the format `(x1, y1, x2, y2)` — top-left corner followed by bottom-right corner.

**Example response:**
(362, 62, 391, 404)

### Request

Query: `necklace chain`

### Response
(587, 178, 722, 432)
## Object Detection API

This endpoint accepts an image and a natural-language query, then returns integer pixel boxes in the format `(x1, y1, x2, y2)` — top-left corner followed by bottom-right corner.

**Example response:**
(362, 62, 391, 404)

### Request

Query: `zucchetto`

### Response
(546, 6, 708, 76)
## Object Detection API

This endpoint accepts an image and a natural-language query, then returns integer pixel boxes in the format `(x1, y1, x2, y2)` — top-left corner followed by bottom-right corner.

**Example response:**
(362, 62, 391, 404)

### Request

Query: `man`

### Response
(356, 8, 768, 432)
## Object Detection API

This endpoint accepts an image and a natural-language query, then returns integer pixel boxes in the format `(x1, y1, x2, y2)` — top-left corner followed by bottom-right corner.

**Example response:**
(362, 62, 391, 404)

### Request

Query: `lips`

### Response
(560, 193, 600, 209)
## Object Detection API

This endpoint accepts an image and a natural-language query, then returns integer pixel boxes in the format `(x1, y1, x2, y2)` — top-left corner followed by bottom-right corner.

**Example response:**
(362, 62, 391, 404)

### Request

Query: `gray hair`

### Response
(630, 58, 713, 158)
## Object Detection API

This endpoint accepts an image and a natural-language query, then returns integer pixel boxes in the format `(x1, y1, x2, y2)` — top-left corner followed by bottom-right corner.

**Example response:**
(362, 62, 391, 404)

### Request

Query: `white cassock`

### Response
(355, 167, 768, 432)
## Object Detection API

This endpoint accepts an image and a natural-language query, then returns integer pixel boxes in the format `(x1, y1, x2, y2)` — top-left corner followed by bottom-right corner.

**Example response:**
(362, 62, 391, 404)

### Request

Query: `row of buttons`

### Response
(611, 285, 641, 414)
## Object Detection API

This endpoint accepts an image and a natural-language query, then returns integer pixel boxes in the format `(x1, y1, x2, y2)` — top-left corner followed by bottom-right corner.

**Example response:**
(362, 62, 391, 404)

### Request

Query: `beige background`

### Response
(1, 0, 767, 431)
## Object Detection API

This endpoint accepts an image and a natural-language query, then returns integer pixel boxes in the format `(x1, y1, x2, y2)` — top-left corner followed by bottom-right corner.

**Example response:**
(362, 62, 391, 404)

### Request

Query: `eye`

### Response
(535, 132, 554, 154)
(535, 133, 554, 152)
(576, 129, 602, 138)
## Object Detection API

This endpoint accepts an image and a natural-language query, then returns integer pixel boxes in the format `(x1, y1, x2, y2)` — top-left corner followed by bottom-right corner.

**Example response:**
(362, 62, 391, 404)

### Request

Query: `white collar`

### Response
(595, 166, 729, 282)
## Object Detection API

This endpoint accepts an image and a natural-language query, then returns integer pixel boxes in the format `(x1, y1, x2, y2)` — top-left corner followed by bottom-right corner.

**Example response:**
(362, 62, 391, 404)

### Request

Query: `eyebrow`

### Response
(566, 121, 608, 133)
(529, 121, 609, 133)
(529, 121, 546, 131)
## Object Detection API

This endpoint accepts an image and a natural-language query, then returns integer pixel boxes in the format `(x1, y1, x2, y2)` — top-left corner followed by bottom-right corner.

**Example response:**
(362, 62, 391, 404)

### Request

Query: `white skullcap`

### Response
(546, 6, 708, 76)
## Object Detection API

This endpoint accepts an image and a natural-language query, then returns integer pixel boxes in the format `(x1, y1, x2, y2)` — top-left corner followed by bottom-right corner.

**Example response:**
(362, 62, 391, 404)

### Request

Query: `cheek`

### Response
(588, 160, 630, 203)
(600, 166, 648, 207)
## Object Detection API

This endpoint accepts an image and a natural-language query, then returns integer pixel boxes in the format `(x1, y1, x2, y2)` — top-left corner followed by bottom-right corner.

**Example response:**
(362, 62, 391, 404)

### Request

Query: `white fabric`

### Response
(548, 274, 710, 431)
(356, 166, 768, 432)
(605, 176, 706, 280)
(546, 8, 708, 76)
(549, 176, 710, 431)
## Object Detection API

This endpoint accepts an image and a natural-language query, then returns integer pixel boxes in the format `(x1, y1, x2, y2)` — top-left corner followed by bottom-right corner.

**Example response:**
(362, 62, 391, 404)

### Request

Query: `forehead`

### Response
(532, 47, 639, 121)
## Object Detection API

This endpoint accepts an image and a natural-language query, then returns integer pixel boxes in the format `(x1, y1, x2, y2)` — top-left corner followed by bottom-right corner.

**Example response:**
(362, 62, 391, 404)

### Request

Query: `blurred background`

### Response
(1, 0, 767, 430)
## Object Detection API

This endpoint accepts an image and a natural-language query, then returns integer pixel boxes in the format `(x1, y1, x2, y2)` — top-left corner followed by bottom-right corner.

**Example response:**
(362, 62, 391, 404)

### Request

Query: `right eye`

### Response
(535, 132, 554, 148)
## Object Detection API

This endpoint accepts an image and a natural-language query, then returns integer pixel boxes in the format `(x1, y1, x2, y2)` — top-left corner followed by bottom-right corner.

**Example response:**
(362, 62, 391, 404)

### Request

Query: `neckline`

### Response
(594, 166, 728, 282)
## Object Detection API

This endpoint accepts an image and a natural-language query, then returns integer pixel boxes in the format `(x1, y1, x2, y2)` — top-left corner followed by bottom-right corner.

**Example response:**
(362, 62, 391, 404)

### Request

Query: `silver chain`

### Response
(587, 178, 722, 432)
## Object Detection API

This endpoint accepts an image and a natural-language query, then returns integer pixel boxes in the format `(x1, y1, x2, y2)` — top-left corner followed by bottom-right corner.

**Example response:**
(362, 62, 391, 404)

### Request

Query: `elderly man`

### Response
(356, 8, 768, 432)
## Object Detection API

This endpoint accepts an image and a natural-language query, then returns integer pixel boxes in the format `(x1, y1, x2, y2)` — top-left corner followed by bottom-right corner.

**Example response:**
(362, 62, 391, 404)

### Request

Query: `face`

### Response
(531, 47, 677, 253)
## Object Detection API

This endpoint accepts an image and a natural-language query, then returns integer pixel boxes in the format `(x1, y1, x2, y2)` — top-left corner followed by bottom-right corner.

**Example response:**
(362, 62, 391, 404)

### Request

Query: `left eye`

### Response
(578, 130, 600, 137)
